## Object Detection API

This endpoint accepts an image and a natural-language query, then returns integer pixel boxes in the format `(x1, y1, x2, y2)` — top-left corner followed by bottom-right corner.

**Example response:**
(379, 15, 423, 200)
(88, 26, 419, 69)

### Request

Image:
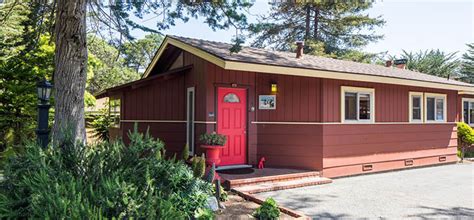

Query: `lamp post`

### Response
(36, 78, 52, 148)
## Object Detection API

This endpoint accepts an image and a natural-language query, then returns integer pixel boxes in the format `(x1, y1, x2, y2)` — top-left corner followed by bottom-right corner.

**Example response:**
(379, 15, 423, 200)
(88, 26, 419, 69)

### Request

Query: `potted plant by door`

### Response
(200, 132, 227, 166)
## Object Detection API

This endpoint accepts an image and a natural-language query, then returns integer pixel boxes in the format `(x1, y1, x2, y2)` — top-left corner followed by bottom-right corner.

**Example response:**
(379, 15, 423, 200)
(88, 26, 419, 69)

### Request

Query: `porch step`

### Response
(228, 171, 322, 188)
(232, 176, 332, 194)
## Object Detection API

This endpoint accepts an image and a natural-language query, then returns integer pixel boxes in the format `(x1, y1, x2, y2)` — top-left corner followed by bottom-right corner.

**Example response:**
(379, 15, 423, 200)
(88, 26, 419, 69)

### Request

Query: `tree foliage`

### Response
(460, 43, 474, 83)
(87, 35, 140, 94)
(120, 34, 163, 73)
(248, 1, 385, 62)
(390, 50, 460, 78)
(0, 2, 53, 151)
(53, 0, 252, 144)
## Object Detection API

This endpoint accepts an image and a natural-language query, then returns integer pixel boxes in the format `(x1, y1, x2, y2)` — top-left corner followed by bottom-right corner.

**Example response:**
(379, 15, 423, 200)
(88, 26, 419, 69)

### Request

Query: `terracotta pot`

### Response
(201, 145, 225, 166)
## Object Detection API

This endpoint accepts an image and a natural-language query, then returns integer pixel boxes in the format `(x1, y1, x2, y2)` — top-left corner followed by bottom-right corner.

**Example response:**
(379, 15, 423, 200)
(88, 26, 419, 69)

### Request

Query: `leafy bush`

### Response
(181, 143, 190, 160)
(0, 124, 213, 219)
(192, 154, 206, 178)
(199, 132, 227, 146)
(457, 122, 474, 161)
(253, 198, 281, 220)
(90, 108, 115, 142)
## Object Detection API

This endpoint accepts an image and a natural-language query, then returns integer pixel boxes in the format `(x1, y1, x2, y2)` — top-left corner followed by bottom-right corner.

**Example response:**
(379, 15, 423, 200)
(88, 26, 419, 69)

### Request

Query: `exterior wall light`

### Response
(271, 83, 278, 93)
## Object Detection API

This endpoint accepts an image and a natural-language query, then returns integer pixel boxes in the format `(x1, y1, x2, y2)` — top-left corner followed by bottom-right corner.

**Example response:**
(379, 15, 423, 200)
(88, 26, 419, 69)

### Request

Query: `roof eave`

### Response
(142, 35, 474, 92)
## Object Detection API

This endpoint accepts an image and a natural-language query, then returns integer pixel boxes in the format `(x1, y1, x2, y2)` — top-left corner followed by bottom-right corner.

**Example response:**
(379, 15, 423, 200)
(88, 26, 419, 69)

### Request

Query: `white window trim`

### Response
(424, 93, 447, 123)
(109, 97, 121, 128)
(340, 86, 375, 123)
(186, 87, 195, 155)
(409, 92, 424, 123)
(461, 98, 474, 126)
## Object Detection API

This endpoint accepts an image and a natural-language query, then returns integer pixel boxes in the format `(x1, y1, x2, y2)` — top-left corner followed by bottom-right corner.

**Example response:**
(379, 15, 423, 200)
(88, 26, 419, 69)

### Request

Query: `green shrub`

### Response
(192, 155, 206, 178)
(253, 198, 281, 220)
(457, 122, 474, 161)
(0, 124, 213, 219)
(199, 132, 227, 146)
(181, 143, 190, 160)
(90, 108, 115, 142)
(205, 162, 216, 183)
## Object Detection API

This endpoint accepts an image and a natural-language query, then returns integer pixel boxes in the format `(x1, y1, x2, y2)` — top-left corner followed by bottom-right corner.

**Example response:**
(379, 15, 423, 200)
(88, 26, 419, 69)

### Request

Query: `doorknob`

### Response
(243, 131, 246, 134)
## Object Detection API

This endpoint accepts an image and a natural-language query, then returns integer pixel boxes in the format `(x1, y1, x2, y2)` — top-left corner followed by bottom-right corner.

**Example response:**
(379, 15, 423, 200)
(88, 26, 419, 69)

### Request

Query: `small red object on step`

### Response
(258, 157, 265, 169)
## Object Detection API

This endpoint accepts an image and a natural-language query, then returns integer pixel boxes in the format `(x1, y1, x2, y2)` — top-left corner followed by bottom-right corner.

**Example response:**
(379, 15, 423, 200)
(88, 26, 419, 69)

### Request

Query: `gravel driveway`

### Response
(258, 163, 474, 219)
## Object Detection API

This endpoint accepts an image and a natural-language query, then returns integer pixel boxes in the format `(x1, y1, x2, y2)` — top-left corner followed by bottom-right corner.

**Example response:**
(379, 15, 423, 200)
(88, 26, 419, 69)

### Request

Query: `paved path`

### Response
(257, 163, 474, 219)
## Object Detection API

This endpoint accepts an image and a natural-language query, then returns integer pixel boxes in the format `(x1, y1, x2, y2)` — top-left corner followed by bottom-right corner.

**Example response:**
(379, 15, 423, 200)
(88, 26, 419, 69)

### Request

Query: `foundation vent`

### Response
(439, 156, 447, 162)
(405, 159, 414, 166)
(362, 164, 373, 171)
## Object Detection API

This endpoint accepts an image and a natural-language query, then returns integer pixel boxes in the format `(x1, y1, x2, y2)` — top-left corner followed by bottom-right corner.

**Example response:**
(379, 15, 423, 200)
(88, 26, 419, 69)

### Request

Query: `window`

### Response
(424, 93, 446, 122)
(109, 98, 121, 128)
(223, 93, 240, 103)
(341, 86, 375, 123)
(462, 98, 474, 125)
(409, 92, 423, 122)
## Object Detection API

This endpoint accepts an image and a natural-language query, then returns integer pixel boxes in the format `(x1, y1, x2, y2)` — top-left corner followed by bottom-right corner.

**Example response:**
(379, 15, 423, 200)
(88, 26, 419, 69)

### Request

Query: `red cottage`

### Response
(98, 35, 474, 178)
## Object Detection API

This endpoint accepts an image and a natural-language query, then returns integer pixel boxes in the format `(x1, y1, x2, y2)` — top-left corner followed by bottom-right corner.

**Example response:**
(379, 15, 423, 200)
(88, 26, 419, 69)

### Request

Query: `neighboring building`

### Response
(97, 35, 474, 177)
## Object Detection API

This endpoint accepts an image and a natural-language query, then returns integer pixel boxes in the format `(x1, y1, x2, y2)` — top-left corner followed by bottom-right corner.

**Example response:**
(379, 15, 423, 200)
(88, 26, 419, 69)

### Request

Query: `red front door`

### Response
(217, 87, 247, 166)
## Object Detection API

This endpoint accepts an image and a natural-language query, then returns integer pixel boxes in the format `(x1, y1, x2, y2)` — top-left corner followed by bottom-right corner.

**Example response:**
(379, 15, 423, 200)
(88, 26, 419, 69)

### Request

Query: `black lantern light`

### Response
(37, 79, 53, 103)
(36, 78, 52, 148)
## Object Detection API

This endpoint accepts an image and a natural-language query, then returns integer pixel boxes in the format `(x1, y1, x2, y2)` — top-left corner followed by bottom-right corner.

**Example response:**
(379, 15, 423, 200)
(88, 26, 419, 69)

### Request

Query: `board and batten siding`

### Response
(321, 79, 458, 122)
(114, 49, 459, 176)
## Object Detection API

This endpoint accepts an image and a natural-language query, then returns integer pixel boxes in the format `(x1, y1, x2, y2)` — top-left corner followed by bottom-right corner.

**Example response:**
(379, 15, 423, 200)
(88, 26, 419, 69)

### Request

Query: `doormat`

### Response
(217, 168, 254, 175)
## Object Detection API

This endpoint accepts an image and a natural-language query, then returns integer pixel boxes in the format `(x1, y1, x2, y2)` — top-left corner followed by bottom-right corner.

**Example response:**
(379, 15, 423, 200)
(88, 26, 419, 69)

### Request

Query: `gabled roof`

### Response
(143, 35, 474, 92)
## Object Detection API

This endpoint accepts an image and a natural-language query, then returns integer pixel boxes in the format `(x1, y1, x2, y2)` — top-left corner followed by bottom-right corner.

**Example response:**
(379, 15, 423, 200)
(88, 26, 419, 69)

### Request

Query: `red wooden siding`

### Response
(322, 124, 456, 158)
(112, 46, 461, 176)
(256, 74, 322, 122)
(321, 79, 458, 122)
(122, 75, 185, 120)
(256, 124, 323, 170)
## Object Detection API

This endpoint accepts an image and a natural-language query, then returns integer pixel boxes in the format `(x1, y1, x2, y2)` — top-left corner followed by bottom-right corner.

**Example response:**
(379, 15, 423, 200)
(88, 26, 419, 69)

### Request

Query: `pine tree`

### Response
(391, 50, 460, 78)
(460, 43, 474, 83)
(248, 2, 385, 62)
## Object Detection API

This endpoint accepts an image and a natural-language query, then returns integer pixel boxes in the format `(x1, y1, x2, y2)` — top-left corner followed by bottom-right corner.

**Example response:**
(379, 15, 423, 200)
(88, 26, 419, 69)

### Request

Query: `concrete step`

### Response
(232, 176, 332, 194)
(228, 171, 321, 188)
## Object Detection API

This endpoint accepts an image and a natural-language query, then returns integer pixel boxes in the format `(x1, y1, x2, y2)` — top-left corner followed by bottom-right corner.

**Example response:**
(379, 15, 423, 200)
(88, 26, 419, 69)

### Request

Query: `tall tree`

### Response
(249, 1, 385, 61)
(460, 43, 474, 83)
(49, 1, 251, 145)
(52, 0, 88, 145)
(391, 50, 460, 78)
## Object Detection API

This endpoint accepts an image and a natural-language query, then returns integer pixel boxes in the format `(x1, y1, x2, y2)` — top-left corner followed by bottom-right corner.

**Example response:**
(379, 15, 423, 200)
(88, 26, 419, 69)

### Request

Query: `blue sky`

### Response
(134, 0, 473, 57)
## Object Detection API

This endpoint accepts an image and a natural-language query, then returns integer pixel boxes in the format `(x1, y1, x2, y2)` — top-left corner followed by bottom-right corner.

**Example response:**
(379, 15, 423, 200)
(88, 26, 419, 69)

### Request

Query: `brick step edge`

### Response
(233, 177, 332, 194)
(228, 171, 321, 188)
(232, 190, 310, 220)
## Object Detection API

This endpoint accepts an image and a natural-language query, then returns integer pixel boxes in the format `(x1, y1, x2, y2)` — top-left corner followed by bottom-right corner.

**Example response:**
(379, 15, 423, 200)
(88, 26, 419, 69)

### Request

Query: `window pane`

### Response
(412, 96, 421, 120)
(427, 98, 435, 120)
(359, 93, 371, 120)
(345, 92, 357, 120)
(470, 102, 474, 124)
(464, 101, 469, 123)
(435, 98, 444, 120)
(224, 93, 240, 103)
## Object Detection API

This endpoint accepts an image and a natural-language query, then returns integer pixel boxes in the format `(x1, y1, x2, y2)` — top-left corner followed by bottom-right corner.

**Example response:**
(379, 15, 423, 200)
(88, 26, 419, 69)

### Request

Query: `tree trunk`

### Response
(313, 6, 319, 40)
(52, 0, 87, 146)
(305, 5, 310, 40)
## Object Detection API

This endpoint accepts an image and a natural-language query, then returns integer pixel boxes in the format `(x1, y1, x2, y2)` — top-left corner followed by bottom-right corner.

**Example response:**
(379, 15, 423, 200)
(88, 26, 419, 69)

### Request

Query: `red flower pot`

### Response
(201, 145, 225, 166)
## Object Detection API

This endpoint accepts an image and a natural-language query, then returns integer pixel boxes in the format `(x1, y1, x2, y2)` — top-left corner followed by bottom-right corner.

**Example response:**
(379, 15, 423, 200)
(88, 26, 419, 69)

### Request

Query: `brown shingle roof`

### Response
(170, 35, 473, 88)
